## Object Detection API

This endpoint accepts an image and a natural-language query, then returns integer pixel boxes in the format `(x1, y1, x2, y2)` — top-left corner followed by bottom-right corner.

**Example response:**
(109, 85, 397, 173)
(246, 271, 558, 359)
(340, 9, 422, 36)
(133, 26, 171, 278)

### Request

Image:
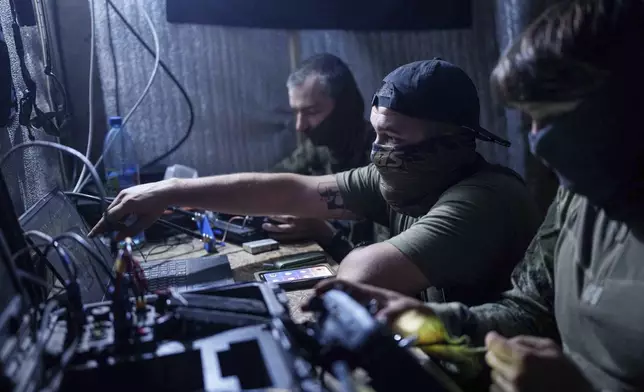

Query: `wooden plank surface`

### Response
(137, 235, 334, 323)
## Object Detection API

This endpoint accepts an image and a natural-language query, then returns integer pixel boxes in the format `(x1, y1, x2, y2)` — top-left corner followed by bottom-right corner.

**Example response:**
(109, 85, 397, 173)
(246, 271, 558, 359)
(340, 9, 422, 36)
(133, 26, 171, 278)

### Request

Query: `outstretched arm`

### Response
(90, 173, 359, 240)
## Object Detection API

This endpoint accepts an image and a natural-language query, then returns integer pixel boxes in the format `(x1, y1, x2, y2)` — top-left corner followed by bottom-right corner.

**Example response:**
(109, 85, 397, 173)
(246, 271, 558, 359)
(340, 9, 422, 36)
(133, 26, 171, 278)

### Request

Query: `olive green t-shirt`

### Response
(336, 163, 541, 305)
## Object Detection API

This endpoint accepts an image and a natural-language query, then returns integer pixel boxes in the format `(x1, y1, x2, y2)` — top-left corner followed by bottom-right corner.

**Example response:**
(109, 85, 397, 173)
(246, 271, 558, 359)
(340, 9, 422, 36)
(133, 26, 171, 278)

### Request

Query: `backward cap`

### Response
(373, 58, 510, 147)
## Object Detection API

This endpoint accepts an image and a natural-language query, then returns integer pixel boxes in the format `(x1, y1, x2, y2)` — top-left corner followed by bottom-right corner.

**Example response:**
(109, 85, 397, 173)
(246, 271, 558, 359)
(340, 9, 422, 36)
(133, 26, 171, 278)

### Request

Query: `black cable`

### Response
(11, 242, 67, 291)
(48, 232, 113, 298)
(24, 231, 76, 280)
(64, 192, 202, 240)
(137, 247, 147, 263)
(7, 0, 36, 92)
(39, 0, 69, 127)
(65, 246, 106, 297)
(156, 218, 202, 239)
(106, 0, 194, 169)
(145, 236, 192, 258)
(16, 269, 51, 291)
(54, 232, 116, 283)
(7, 0, 64, 137)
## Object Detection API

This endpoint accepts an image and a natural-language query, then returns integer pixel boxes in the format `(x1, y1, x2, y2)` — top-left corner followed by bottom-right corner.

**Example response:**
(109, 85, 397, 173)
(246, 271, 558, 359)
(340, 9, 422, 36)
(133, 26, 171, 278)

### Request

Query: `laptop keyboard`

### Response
(144, 260, 188, 291)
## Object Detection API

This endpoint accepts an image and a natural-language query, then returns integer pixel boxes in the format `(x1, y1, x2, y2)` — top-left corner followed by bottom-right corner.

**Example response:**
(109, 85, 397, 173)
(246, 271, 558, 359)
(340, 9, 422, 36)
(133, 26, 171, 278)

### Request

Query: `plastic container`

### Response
(103, 116, 146, 247)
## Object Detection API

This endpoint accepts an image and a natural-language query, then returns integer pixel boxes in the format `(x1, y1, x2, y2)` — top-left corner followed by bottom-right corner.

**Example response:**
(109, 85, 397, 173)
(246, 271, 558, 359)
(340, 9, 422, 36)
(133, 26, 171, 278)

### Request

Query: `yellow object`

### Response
(392, 310, 485, 379)
(114, 258, 126, 274)
(136, 298, 146, 310)
(392, 309, 468, 346)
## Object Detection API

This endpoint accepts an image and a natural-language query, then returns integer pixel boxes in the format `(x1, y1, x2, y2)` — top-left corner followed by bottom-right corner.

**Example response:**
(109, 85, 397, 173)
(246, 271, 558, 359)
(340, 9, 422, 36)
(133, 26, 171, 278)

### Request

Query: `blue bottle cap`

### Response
(109, 116, 123, 127)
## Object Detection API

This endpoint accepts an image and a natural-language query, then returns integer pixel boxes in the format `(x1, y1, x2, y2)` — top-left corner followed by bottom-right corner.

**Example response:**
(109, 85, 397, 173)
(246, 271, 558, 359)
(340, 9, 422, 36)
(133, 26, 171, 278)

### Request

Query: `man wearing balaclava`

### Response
(89, 59, 539, 306)
(309, 1, 644, 391)
(266, 53, 376, 260)
(272, 53, 373, 176)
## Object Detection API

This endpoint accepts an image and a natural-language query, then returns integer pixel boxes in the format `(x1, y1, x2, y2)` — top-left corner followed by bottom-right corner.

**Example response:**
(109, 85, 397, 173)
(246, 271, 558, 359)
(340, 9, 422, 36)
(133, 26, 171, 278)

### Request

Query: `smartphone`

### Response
(268, 251, 327, 269)
(254, 263, 335, 291)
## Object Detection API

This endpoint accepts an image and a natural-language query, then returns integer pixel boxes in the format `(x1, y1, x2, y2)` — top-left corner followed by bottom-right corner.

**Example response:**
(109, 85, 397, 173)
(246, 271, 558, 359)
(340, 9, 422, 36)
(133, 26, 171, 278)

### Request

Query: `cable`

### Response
(78, 0, 194, 188)
(74, 0, 161, 192)
(122, 0, 159, 129)
(16, 269, 52, 291)
(0, 141, 109, 212)
(34, 0, 53, 106)
(54, 232, 116, 282)
(156, 218, 201, 238)
(105, 0, 121, 115)
(73, 0, 96, 192)
(64, 191, 114, 203)
(11, 242, 66, 289)
(34, 0, 70, 126)
(144, 236, 191, 258)
(64, 192, 229, 251)
(108, 0, 193, 170)
(63, 192, 206, 242)
(24, 231, 76, 280)
(137, 247, 147, 263)
(221, 216, 246, 244)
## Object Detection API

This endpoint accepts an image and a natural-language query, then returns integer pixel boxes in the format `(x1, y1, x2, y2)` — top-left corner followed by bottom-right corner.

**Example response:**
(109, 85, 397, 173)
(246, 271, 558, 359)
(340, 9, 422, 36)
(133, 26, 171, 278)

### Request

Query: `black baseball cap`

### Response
(372, 58, 510, 147)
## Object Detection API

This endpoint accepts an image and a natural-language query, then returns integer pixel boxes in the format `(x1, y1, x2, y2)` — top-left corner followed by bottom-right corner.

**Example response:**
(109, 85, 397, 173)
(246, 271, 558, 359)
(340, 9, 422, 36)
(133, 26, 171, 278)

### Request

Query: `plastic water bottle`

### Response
(103, 116, 146, 247)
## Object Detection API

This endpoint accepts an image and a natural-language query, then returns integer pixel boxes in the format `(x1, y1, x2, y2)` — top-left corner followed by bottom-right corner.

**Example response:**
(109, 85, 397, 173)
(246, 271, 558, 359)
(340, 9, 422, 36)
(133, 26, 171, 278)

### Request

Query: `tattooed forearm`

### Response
(317, 181, 345, 210)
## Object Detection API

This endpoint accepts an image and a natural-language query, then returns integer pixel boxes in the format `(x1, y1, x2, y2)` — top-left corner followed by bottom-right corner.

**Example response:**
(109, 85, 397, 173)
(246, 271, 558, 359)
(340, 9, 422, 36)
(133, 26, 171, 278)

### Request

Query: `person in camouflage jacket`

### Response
(311, 1, 644, 391)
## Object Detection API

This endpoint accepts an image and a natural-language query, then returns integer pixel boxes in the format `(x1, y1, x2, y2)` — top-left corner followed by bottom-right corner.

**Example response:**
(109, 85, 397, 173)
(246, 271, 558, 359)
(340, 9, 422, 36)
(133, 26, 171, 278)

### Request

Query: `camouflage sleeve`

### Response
(270, 140, 327, 175)
(428, 189, 569, 346)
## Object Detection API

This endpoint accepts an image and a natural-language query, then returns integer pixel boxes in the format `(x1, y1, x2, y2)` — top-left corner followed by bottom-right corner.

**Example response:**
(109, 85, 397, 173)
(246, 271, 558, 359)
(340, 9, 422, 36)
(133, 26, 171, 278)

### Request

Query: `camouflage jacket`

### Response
(430, 186, 644, 391)
(271, 122, 374, 176)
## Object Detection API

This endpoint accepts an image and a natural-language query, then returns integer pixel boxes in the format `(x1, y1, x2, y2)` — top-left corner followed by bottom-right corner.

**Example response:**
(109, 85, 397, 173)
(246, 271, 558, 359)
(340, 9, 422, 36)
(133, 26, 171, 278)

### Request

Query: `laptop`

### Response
(18, 189, 234, 303)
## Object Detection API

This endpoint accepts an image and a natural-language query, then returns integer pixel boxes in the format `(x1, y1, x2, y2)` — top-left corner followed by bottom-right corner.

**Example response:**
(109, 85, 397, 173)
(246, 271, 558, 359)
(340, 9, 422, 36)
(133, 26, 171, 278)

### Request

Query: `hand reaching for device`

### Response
(306, 279, 432, 325)
(89, 179, 177, 241)
(310, 280, 486, 376)
(262, 215, 336, 245)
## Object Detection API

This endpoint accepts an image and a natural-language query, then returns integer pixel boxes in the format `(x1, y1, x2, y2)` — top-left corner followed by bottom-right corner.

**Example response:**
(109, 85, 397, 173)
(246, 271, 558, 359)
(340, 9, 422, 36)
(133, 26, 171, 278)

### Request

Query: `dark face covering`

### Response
(529, 84, 644, 221)
(370, 131, 479, 217)
(303, 85, 366, 155)
(304, 106, 352, 148)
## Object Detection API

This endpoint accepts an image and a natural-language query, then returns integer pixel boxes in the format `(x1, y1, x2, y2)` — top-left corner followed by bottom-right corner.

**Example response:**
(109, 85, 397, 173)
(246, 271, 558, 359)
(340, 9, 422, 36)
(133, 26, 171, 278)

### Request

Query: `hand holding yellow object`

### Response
(392, 309, 485, 378)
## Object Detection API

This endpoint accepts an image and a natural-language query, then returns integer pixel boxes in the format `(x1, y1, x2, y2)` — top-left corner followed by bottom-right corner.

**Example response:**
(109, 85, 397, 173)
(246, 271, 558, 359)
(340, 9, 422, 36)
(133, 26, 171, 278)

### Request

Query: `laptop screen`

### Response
(18, 189, 114, 303)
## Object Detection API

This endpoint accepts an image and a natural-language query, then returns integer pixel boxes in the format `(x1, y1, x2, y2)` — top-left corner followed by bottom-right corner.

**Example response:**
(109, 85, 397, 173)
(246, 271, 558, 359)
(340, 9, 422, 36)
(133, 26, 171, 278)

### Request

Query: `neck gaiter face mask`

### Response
(371, 131, 479, 217)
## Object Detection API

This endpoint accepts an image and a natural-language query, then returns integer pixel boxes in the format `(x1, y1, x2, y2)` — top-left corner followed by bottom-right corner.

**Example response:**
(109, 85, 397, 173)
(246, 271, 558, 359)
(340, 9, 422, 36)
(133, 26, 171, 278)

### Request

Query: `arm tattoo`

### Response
(317, 181, 345, 210)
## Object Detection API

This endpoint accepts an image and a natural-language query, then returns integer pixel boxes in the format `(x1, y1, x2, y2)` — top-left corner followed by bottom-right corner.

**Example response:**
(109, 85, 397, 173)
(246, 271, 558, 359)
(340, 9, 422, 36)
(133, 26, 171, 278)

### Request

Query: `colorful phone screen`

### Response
(260, 264, 333, 283)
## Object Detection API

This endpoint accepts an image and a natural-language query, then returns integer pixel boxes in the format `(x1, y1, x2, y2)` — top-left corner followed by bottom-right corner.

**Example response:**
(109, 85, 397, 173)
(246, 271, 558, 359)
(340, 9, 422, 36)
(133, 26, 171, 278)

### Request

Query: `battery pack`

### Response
(242, 238, 279, 255)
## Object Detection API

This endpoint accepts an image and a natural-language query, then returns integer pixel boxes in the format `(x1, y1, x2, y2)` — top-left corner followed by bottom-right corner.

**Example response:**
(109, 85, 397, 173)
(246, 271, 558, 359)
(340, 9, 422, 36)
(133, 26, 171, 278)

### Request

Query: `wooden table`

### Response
(139, 235, 334, 323)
